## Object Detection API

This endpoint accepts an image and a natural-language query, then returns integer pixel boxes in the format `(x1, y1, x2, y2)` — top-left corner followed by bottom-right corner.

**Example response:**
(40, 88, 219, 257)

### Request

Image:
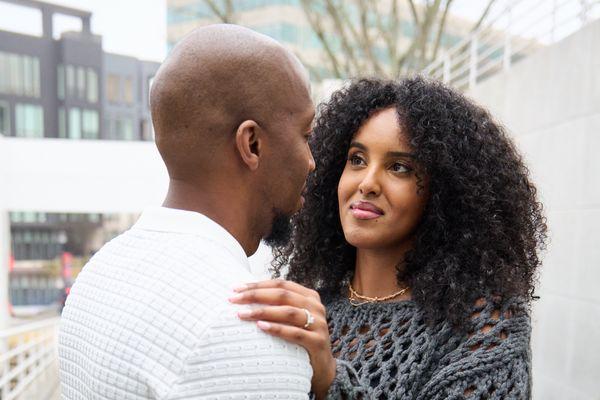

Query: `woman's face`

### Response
(337, 107, 428, 250)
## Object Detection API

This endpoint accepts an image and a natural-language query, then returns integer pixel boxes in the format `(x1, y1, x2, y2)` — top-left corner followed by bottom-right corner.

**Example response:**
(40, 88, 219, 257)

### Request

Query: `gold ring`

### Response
(302, 308, 315, 329)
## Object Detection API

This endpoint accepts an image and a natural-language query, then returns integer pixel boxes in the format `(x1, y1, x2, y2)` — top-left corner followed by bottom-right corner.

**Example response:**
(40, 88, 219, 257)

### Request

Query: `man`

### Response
(58, 25, 315, 399)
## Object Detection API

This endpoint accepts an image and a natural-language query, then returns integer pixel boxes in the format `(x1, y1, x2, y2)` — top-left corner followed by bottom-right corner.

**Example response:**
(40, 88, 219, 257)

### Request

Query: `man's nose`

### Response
(307, 146, 316, 173)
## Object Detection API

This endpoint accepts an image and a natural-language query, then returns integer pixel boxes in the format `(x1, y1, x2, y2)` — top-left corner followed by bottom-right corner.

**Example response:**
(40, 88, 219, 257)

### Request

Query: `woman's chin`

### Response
(344, 231, 388, 250)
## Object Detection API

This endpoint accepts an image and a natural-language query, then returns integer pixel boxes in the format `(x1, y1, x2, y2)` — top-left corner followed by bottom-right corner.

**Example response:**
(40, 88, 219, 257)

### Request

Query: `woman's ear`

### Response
(235, 120, 262, 171)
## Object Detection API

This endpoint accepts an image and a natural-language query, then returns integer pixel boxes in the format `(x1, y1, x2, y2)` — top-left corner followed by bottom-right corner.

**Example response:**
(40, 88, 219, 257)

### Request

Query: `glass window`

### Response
(68, 107, 81, 139)
(82, 109, 99, 139)
(57, 64, 65, 100)
(77, 67, 86, 99)
(9, 53, 22, 95)
(123, 77, 134, 104)
(15, 103, 43, 138)
(141, 119, 154, 141)
(0, 52, 8, 94)
(116, 117, 134, 140)
(87, 68, 98, 103)
(23, 55, 33, 96)
(107, 74, 120, 103)
(58, 107, 66, 138)
(0, 100, 9, 136)
(32, 57, 40, 98)
(66, 65, 75, 97)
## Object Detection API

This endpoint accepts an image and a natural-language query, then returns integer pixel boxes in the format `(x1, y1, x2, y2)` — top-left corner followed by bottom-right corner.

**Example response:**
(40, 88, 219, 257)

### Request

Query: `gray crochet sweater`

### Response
(321, 293, 531, 399)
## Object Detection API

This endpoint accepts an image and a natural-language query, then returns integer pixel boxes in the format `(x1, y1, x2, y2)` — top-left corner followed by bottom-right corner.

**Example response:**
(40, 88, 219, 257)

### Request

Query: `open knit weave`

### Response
(321, 293, 531, 399)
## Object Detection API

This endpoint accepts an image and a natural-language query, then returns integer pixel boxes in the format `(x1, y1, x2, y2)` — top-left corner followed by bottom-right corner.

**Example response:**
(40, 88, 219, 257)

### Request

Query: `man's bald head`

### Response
(150, 24, 312, 180)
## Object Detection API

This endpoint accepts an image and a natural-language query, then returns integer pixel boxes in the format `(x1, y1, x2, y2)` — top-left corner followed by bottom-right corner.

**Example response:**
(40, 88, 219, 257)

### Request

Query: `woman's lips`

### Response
(350, 201, 384, 220)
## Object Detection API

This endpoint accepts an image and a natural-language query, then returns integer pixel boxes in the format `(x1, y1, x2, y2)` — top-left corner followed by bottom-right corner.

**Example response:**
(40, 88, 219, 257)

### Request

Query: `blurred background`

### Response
(0, 0, 598, 398)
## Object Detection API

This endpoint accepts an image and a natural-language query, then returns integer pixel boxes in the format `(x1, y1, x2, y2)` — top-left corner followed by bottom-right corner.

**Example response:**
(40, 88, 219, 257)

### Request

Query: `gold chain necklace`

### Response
(348, 282, 409, 306)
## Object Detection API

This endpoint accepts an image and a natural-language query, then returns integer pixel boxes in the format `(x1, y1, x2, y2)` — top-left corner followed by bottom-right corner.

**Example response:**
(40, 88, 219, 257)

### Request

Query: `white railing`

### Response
(423, 0, 600, 90)
(0, 318, 60, 400)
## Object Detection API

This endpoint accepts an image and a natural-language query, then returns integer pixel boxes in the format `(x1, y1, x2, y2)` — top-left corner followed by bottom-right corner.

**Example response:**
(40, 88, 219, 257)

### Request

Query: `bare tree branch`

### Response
(300, 0, 344, 78)
(470, 0, 497, 33)
(430, 0, 455, 61)
(197, 0, 496, 81)
(202, 0, 234, 23)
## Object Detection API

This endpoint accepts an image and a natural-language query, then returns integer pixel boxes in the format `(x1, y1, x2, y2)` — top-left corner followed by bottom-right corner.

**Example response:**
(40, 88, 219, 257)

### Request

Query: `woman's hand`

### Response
(229, 279, 336, 399)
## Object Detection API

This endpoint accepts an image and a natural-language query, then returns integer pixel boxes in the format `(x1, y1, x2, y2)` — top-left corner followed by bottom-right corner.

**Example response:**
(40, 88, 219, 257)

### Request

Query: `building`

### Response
(0, 0, 159, 312)
(0, 0, 159, 141)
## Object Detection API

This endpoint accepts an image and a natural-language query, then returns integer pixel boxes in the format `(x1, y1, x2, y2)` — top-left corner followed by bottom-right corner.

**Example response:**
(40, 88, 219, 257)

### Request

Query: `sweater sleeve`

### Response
(417, 299, 531, 400)
(164, 306, 312, 400)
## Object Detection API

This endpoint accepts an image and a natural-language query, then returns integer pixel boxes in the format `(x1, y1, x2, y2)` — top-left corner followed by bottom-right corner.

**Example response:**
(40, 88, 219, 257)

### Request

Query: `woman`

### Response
(229, 76, 547, 399)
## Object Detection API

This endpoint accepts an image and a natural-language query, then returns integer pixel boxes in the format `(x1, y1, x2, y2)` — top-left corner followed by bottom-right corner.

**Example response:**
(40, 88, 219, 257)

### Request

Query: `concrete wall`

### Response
(468, 18, 600, 400)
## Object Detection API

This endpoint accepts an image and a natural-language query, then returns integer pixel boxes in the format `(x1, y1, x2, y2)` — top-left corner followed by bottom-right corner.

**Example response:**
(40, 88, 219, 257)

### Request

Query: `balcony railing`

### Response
(423, 0, 600, 90)
(0, 318, 60, 400)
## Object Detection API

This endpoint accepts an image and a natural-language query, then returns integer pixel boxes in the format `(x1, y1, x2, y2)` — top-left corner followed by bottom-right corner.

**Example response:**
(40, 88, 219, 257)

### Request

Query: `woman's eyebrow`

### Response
(349, 141, 367, 150)
(386, 151, 415, 158)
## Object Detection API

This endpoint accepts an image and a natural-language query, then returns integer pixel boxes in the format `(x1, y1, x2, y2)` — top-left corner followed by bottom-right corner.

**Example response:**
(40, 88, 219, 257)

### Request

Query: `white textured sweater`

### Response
(58, 207, 312, 399)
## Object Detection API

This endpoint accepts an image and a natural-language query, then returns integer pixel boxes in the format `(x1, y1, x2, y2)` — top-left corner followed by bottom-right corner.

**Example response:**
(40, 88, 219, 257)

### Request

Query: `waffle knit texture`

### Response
(322, 293, 531, 400)
(58, 207, 312, 400)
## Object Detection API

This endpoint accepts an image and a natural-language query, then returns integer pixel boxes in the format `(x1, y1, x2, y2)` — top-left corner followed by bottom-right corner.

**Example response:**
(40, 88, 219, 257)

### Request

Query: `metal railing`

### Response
(0, 318, 60, 400)
(423, 0, 600, 90)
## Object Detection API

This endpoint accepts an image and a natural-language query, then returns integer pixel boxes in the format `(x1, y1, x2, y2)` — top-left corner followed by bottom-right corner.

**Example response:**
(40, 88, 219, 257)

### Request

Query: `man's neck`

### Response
(162, 179, 260, 256)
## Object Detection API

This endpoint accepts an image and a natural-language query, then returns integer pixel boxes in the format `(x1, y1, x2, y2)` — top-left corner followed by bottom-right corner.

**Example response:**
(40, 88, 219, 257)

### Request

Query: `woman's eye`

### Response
(348, 154, 364, 166)
(391, 162, 411, 173)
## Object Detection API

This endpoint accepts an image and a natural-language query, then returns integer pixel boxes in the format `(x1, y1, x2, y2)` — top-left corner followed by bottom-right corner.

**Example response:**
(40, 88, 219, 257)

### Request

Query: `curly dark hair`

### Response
(272, 76, 547, 330)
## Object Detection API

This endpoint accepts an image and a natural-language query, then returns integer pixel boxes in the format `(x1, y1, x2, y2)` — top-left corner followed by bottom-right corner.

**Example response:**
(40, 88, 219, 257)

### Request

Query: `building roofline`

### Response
(1, 0, 91, 18)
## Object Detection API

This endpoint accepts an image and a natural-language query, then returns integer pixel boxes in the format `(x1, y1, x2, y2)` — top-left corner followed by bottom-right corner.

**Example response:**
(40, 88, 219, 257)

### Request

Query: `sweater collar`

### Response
(133, 206, 248, 266)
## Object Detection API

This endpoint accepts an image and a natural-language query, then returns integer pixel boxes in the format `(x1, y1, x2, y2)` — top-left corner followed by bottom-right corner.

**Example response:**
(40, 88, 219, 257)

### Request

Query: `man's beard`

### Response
(263, 210, 292, 248)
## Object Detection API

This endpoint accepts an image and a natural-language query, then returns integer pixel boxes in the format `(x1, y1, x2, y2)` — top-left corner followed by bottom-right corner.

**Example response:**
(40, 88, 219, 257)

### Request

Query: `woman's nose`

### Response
(358, 168, 381, 196)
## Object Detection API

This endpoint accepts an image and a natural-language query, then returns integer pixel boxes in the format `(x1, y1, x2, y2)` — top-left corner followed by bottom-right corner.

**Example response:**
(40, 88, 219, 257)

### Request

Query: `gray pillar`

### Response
(41, 7, 54, 39)
(82, 16, 92, 36)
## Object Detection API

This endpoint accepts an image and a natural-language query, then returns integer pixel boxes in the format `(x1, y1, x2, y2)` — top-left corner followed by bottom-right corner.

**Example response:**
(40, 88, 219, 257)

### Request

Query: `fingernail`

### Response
(232, 284, 248, 292)
(228, 294, 243, 302)
(257, 321, 271, 330)
(237, 310, 252, 318)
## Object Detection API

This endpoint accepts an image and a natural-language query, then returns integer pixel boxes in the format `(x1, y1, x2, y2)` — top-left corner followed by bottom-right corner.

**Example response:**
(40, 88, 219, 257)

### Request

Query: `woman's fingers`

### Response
(234, 279, 320, 300)
(237, 305, 324, 329)
(255, 320, 320, 349)
(229, 287, 313, 308)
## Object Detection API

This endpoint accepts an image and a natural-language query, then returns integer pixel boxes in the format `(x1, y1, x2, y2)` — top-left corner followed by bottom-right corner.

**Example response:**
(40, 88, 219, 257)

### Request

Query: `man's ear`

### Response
(235, 120, 262, 171)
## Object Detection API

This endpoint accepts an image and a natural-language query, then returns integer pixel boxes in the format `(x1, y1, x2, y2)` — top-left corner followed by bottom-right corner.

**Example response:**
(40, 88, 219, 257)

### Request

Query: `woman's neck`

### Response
(352, 245, 412, 301)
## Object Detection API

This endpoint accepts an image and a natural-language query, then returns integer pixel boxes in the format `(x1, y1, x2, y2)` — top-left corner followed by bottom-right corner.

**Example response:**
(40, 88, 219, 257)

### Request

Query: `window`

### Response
(0, 101, 9, 136)
(123, 77, 134, 104)
(68, 107, 81, 139)
(15, 103, 43, 138)
(57, 65, 65, 100)
(58, 107, 66, 138)
(0, 52, 8, 94)
(115, 117, 134, 140)
(107, 74, 120, 103)
(77, 67, 85, 99)
(82, 109, 99, 139)
(0, 52, 41, 97)
(66, 65, 75, 97)
(87, 68, 98, 103)
(141, 119, 154, 141)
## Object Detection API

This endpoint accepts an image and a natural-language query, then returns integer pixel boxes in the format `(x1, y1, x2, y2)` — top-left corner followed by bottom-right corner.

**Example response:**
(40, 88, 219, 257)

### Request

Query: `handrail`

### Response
(0, 317, 60, 400)
(423, 0, 600, 90)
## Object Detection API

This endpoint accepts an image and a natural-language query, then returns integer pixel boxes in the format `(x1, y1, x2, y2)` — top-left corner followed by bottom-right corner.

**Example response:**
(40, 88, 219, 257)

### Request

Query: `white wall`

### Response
(0, 137, 273, 328)
(468, 19, 600, 400)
